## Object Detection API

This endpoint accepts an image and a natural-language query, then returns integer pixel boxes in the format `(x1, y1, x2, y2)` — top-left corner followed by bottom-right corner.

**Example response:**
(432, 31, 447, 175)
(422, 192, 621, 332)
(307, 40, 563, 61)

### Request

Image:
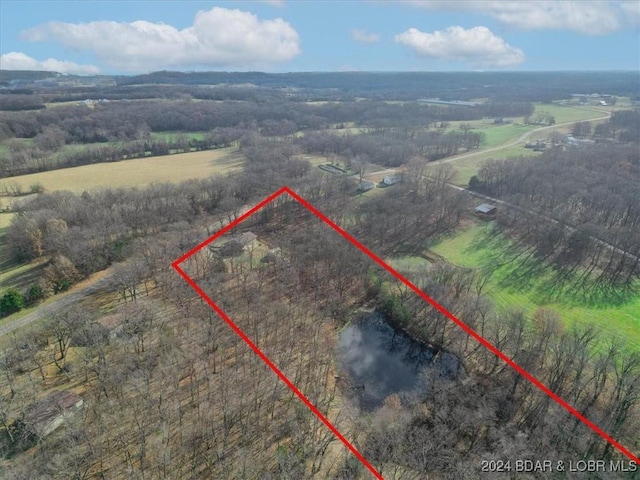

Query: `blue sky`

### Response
(1, 1, 639, 74)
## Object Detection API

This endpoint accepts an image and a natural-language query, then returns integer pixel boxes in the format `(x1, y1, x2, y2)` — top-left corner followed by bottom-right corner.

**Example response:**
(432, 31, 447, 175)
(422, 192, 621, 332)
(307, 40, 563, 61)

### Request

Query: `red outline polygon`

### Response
(172, 186, 639, 479)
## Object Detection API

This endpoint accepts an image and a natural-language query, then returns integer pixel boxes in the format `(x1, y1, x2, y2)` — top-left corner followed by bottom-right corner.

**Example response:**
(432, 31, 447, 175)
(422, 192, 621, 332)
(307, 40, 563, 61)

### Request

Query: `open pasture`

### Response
(431, 223, 640, 351)
(0, 147, 243, 193)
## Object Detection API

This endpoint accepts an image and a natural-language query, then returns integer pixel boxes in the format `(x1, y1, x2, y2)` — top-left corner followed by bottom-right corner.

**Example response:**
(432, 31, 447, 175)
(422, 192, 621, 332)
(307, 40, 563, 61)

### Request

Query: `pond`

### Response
(337, 311, 459, 410)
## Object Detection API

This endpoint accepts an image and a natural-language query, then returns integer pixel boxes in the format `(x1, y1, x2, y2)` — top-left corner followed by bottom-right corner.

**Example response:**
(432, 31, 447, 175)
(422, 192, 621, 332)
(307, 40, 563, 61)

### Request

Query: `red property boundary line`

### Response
(172, 186, 639, 478)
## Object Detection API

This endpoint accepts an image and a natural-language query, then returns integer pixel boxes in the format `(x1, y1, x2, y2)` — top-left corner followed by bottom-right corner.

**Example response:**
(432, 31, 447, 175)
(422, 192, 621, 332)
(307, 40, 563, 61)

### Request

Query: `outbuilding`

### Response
(475, 203, 497, 217)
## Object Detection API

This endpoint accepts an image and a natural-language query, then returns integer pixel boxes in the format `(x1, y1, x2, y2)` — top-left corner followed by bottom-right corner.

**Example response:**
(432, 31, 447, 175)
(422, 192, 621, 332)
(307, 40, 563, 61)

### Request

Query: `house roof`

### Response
(382, 174, 402, 185)
(24, 391, 83, 437)
(358, 180, 375, 190)
(475, 203, 497, 214)
(230, 231, 257, 247)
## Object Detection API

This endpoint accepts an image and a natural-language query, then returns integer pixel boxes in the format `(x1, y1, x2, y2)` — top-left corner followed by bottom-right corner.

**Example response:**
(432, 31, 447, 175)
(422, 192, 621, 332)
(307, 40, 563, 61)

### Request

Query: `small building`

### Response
(381, 174, 402, 186)
(210, 231, 258, 257)
(475, 203, 497, 217)
(228, 231, 257, 250)
(358, 180, 375, 192)
(23, 391, 84, 438)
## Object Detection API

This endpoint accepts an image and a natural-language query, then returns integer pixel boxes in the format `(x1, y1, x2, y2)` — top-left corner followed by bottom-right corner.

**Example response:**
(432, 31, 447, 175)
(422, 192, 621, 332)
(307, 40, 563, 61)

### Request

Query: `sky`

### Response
(0, 1, 639, 75)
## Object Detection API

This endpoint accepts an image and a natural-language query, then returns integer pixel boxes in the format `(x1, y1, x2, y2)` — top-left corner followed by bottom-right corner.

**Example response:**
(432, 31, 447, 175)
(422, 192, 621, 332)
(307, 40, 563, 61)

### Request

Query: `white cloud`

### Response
(395, 26, 525, 67)
(351, 29, 381, 44)
(0, 51, 100, 74)
(20, 7, 300, 72)
(401, 1, 628, 35)
(620, 1, 640, 26)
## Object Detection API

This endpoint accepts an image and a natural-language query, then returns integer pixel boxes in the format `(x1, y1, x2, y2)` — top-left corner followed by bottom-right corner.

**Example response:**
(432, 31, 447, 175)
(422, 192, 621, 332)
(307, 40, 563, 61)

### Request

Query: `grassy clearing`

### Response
(444, 103, 615, 186)
(533, 103, 608, 124)
(388, 256, 431, 272)
(0, 147, 243, 193)
(475, 123, 533, 149)
(431, 223, 640, 351)
(451, 146, 541, 186)
(150, 131, 206, 141)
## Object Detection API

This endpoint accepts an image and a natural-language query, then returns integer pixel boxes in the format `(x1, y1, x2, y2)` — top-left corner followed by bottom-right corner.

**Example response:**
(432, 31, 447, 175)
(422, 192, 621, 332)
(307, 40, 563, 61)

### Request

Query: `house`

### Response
(475, 203, 497, 217)
(228, 231, 257, 250)
(210, 231, 258, 258)
(23, 391, 84, 438)
(381, 174, 402, 186)
(358, 180, 375, 192)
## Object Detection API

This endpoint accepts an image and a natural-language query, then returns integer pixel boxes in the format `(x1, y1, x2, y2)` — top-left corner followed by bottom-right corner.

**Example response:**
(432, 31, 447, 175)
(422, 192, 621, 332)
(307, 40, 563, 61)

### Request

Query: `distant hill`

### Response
(115, 70, 640, 101)
(0, 70, 58, 83)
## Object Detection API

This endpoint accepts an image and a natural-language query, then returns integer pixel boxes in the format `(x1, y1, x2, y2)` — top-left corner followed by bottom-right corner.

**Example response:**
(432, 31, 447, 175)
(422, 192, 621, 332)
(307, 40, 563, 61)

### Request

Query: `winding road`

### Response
(429, 106, 611, 167)
(364, 105, 638, 261)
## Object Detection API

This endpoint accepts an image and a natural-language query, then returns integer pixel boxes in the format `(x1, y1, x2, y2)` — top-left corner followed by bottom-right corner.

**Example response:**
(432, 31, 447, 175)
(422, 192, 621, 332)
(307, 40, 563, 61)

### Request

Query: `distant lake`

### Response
(337, 311, 459, 410)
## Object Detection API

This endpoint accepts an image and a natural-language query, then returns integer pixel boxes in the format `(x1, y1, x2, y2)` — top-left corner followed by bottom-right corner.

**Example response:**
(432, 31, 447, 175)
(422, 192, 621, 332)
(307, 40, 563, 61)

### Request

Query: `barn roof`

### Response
(475, 203, 497, 214)
(230, 231, 257, 247)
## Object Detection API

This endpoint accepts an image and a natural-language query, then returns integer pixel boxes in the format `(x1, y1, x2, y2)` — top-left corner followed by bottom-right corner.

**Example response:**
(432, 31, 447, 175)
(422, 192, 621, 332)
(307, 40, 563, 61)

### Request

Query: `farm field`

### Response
(451, 146, 541, 185)
(0, 147, 243, 193)
(531, 103, 609, 124)
(443, 104, 614, 186)
(474, 123, 532, 148)
(431, 223, 640, 351)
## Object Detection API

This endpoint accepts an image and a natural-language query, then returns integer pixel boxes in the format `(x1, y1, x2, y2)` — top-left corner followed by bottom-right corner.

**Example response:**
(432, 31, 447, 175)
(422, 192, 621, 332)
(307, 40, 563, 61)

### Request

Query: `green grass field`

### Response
(431, 223, 640, 351)
(150, 131, 206, 142)
(388, 256, 431, 272)
(475, 123, 533, 148)
(451, 146, 541, 186)
(532, 103, 609, 124)
(0, 147, 243, 193)
(442, 103, 615, 186)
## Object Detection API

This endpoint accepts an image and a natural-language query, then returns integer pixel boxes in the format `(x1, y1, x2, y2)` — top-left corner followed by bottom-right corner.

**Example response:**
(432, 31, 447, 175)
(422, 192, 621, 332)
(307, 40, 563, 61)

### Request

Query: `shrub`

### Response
(29, 183, 45, 194)
(0, 288, 25, 317)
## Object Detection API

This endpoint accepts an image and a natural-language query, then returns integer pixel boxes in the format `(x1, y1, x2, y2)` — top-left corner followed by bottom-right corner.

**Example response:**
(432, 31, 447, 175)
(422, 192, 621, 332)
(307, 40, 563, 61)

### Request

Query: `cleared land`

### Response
(442, 104, 613, 186)
(0, 147, 243, 193)
(452, 145, 541, 185)
(431, 223, 640, 351)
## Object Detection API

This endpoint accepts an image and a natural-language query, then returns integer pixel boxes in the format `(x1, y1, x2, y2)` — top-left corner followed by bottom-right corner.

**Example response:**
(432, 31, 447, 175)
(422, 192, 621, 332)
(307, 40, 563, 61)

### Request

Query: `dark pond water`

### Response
(337, 311, 459, 410)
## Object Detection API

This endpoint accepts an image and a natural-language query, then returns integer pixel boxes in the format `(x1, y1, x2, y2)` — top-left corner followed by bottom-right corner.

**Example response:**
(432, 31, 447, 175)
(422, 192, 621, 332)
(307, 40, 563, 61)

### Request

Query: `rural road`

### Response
(428, 106, 611, 167)
(0, 204, 255, 339)
(363, 106, 637, 261)
(0, 270, 113, 338)
(445, 183, 639, 263)
(365, 106, 611, 177)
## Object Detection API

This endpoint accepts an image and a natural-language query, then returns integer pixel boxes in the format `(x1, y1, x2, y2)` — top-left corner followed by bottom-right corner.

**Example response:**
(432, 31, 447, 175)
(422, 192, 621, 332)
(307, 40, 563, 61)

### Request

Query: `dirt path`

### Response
(0, 269, 113, 338)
